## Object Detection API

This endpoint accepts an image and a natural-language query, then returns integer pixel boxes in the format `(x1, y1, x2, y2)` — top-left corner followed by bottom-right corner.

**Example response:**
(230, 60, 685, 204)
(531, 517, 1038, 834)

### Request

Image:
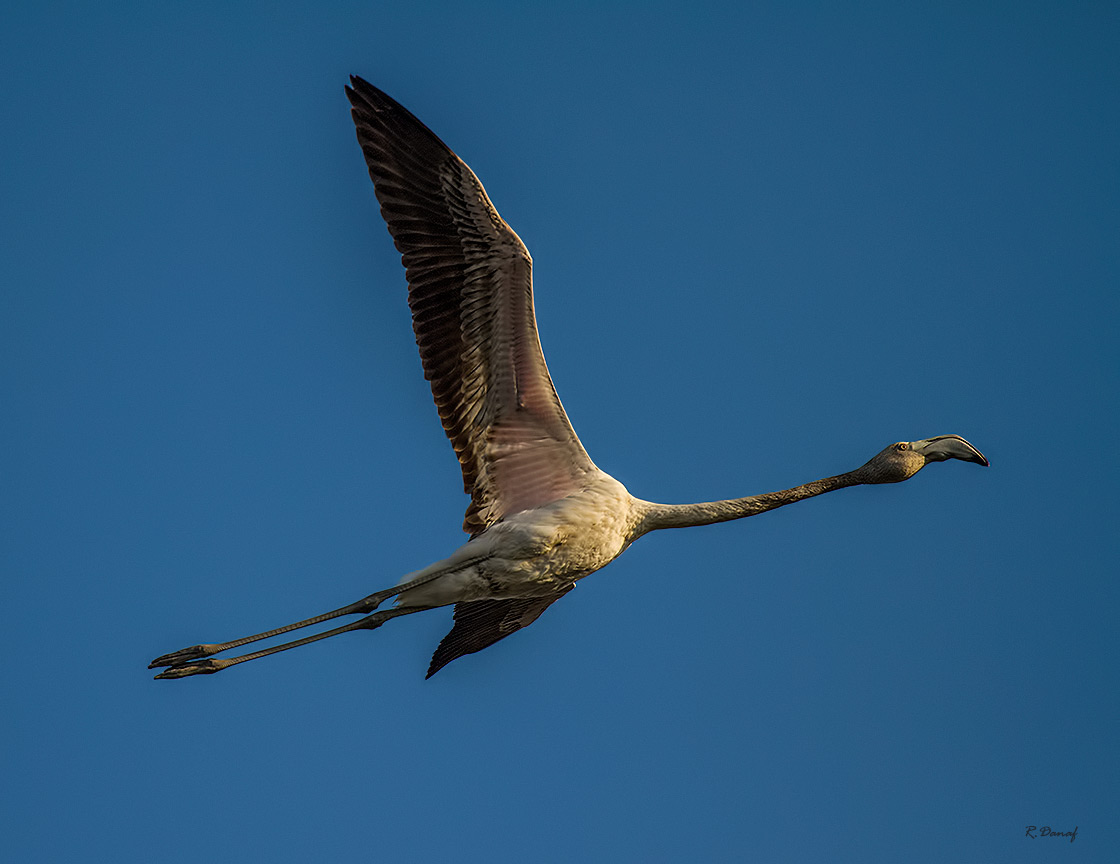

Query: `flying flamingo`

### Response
(150, 77, 987, 680)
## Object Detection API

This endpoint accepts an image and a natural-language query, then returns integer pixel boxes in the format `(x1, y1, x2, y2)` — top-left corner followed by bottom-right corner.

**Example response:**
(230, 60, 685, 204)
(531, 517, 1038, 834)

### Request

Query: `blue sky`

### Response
(2, 2, 1117, 861)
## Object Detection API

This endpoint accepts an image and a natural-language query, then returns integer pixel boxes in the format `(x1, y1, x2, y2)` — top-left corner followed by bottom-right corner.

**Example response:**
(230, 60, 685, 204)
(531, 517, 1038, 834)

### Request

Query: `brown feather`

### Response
(426, 587, 574, 678)
(346, 76, 596, 536)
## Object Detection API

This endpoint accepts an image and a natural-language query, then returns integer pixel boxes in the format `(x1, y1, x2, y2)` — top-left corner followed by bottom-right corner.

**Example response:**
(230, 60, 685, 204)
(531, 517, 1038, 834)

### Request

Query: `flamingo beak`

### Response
(910, 435, 988, 467)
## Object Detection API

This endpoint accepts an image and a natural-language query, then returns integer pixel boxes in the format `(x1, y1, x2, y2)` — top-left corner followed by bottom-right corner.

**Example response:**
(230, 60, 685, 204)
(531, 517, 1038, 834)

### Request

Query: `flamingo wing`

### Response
(426, 587, 574, 678)
(347, 77, 597, 536)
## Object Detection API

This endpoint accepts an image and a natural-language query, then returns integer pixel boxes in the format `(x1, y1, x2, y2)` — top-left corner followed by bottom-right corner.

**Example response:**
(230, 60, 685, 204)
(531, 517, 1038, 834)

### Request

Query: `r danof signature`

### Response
(1025, 825, 1078, 843)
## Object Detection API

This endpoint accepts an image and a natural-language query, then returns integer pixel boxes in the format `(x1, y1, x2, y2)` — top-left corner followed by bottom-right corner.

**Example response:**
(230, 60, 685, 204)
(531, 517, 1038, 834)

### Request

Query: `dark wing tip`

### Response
(345, 75, 457, 164)
(345, 74, 377, 102)
(344, 75, 385, 114)
(424, 590, 573, 679)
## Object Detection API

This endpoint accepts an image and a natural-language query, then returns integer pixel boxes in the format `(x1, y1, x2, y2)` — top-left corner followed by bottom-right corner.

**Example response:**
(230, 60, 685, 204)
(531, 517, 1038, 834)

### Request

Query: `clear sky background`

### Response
(2, 2, 1117, 862)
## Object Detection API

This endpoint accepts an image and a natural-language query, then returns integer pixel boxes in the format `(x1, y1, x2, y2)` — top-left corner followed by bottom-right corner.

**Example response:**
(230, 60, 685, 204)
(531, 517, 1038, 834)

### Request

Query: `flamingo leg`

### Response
(149, 558, 469, 671)
(148, 586, 401, 670)
(152, 605, 435, 678)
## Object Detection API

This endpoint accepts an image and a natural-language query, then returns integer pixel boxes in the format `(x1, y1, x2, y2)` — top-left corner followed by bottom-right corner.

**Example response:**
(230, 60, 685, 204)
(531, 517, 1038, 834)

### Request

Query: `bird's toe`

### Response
(153, 658, 228, 679)
(148, 644, 218, 669)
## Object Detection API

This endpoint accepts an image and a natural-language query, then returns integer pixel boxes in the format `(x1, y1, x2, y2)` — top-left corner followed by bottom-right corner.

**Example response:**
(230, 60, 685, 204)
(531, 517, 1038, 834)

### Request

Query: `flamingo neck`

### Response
(636, 472, 862, 535)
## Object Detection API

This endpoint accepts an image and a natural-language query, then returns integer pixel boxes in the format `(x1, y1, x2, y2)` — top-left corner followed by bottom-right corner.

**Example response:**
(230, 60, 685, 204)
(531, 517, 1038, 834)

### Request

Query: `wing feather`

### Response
(426, 587, 574, 678)
(346, 77, 597, 535)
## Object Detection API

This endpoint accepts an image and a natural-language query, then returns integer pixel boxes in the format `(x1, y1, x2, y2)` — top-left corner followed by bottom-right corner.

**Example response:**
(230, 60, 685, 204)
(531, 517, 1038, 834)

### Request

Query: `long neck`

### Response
(635, 472, 862, 535)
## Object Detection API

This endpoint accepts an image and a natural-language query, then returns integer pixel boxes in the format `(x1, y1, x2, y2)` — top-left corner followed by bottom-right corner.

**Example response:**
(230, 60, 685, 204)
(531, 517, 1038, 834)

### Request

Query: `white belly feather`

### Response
(395, 474, 640, 608)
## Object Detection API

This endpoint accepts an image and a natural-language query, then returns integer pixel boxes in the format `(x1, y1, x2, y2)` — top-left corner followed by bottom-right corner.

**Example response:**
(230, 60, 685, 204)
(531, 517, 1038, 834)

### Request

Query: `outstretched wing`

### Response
(347, 77, 598, 536)
(426, 586, 574, 678)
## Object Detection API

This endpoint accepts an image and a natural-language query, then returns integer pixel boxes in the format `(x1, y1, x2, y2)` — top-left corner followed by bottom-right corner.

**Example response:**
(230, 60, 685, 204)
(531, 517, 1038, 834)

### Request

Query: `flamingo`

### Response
(150, 77, 987, 680)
